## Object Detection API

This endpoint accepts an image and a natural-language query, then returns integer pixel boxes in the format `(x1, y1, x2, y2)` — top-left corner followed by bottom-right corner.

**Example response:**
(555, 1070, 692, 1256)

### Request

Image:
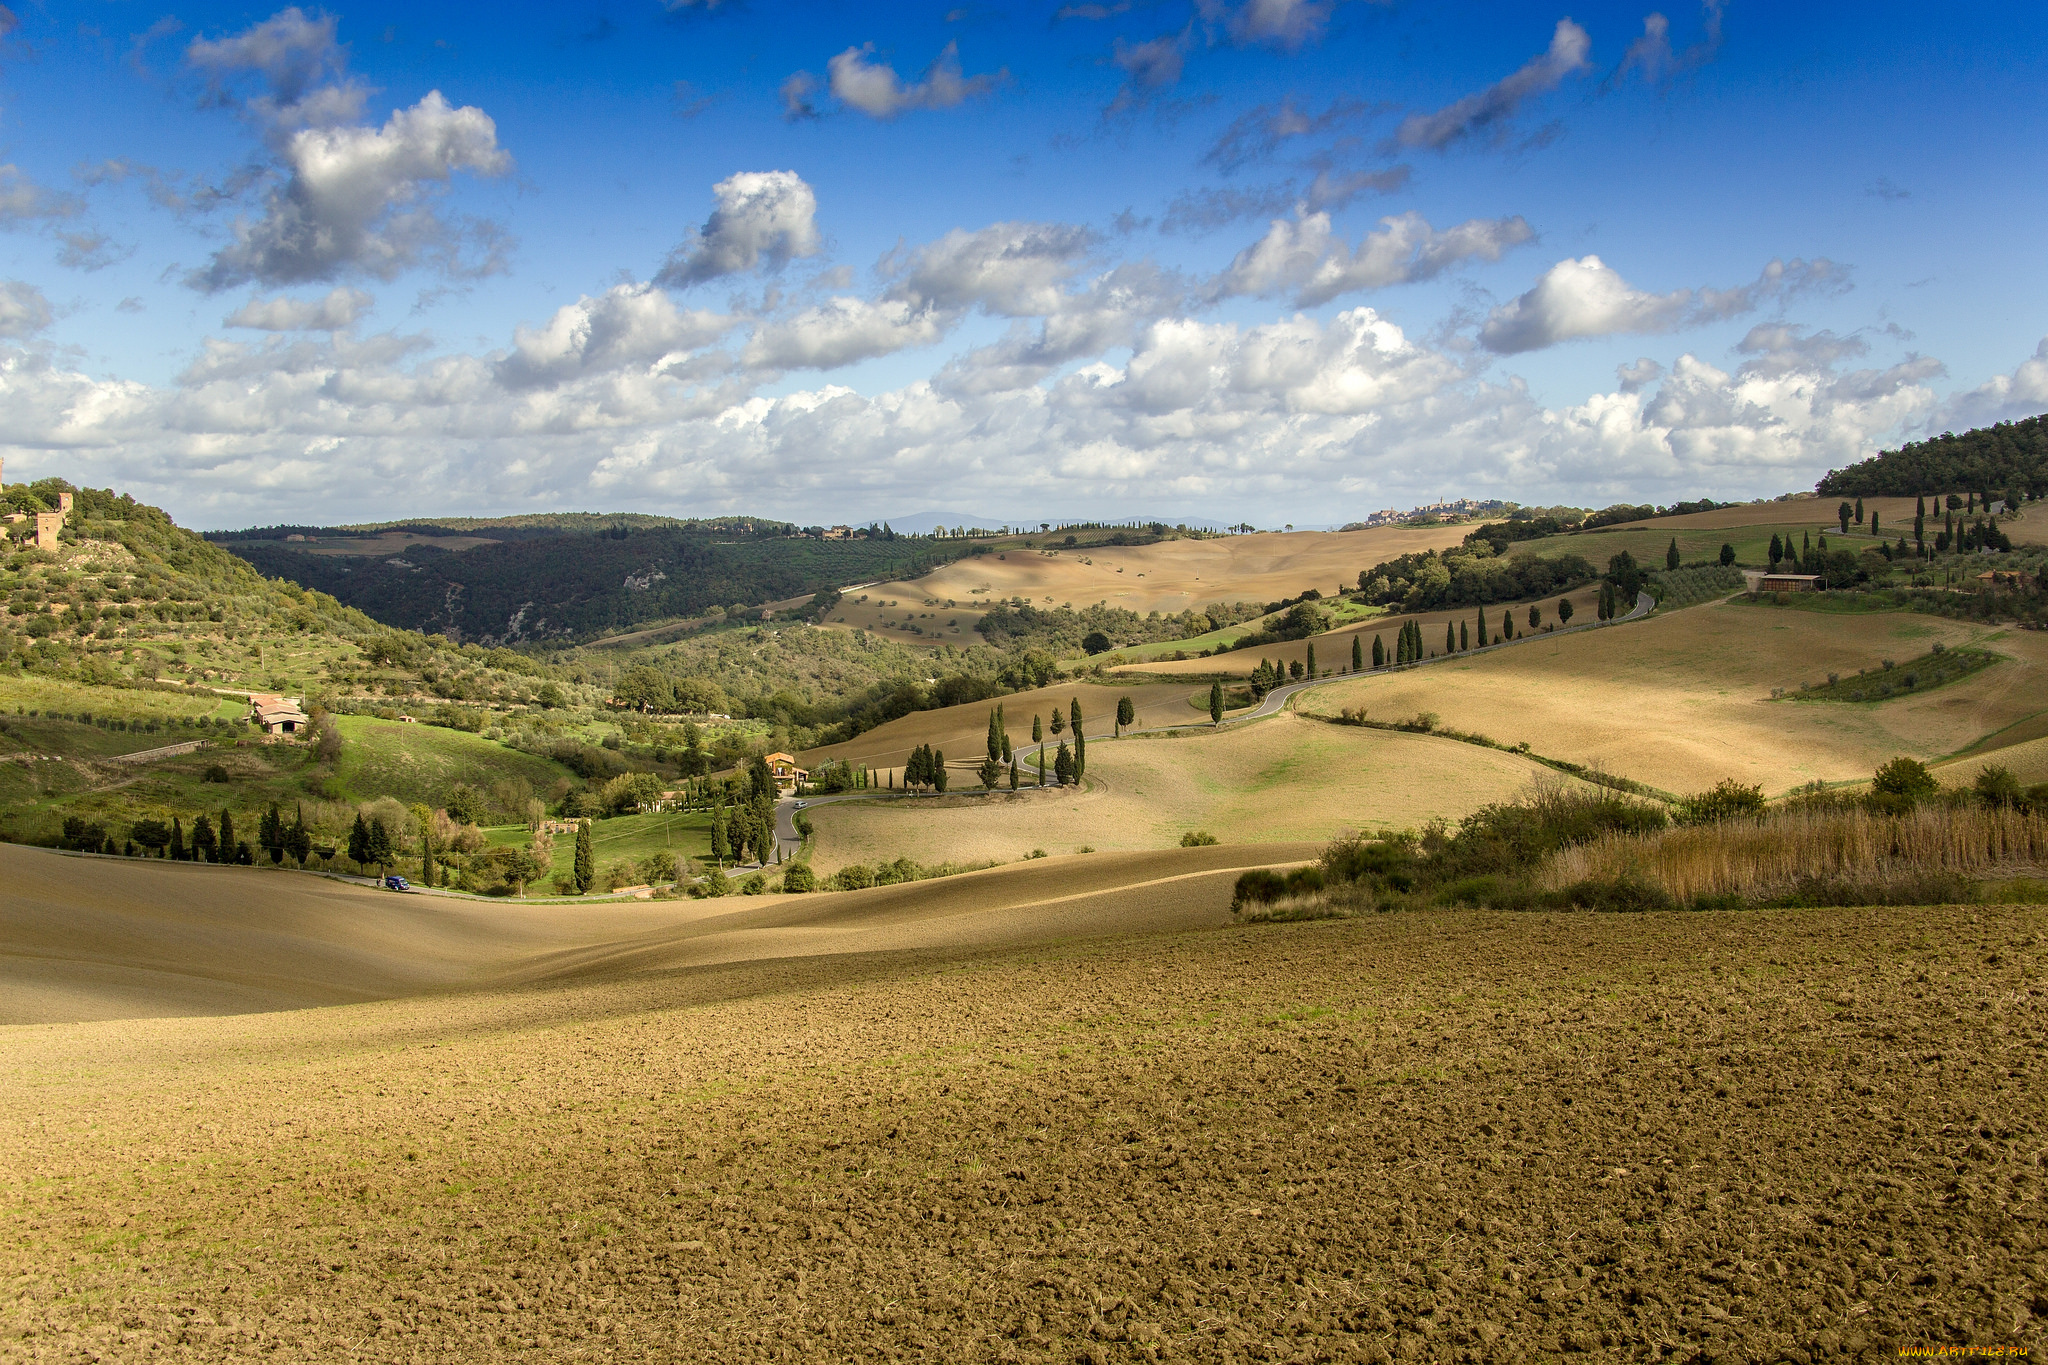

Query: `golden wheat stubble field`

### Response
(0, 842, 1299, 1025)
(829, 525, 1476, 643)
(802, 712, 1599, 873)
(799, 679, 1215, 774)
(1294, 599, 2048, 795)
(4, 890, 2043, 1364)
(1119, 583, 1610, 679)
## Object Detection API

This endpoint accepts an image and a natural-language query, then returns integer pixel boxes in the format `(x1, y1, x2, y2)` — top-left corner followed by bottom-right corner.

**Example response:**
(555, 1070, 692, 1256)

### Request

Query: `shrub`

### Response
(203, 763, 230, 783)
(1180, 830, 1219, 846)
(1230, 865, 1325, 913)
(1974, 765, 2025, 810)
(781, 862, 816, 893)
(1871, 756, 1938, 802)
(1543, 875, 1676, 913)
(1679, 779, 1766, 825)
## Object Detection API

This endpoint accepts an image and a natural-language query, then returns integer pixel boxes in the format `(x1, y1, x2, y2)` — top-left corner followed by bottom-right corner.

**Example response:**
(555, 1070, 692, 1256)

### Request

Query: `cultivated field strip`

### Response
(1, 904, 2040, 1361)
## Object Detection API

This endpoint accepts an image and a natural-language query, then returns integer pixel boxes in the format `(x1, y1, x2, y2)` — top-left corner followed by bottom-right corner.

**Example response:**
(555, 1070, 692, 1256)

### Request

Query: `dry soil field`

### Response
(830, 525, 1474, 643)
(803, 712, 1598, 873)
(3, 877, 2041, 1363)
(1296, 599, 2048, 796)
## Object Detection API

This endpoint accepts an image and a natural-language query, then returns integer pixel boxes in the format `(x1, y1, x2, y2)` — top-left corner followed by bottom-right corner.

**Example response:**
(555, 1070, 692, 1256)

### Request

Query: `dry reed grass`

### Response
(1541, 804, 2048, 902)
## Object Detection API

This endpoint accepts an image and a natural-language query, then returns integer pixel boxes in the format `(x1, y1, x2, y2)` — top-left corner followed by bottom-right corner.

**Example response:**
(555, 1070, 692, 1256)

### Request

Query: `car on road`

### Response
(383, 874, 412, 892)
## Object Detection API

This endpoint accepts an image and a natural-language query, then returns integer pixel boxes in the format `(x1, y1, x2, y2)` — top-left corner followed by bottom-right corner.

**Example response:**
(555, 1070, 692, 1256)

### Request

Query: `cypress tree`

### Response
(1870, 511, 1880, 540)
(1209, 680, 1223, 724)
(710, 803, 728, 864)
(1305, 642, 1316, 679)
(1666, 537, 1681, 570)
(169, 816, 185, 861)
(345, 813, 369, 868)
(1445, 622, 1456, 655)
(1459, 620, 1468, 651)
(986, 708, 1002, 764)
(1475, 613, 1486, 647)
(1116, 695, 1134, 735)
(1070, 700, 1084, 781)
(1501, 609, 1513, 641)
(1351, 635, 1362, 672)
(219, 808, 236, 860)
(1371, 634, 1384, 668)
(1854, 496, 1864, 524)
(1768, 532, 1782, 565)
(932, 749, 949, 792)
(573, 819, 594, 892)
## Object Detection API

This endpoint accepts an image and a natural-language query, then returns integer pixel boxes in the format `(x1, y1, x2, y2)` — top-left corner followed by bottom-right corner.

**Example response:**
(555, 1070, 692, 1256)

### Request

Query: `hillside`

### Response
(1817, 412, 2048, 497)
(212, 516, 973, 645)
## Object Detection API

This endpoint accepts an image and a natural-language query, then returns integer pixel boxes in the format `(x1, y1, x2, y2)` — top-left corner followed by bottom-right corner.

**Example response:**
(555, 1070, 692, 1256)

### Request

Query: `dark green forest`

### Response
(1817, 414, 2048, 497)
(214, 523, 972, 644)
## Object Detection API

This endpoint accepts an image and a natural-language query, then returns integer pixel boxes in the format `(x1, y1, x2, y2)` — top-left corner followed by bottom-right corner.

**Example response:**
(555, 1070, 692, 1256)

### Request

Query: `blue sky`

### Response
(2, 0, 2045, 529)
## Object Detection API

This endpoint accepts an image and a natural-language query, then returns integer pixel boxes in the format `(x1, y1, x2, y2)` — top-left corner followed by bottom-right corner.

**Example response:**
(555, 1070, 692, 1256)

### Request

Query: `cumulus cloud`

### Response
(1610, 1, 1724, 87)
(1196, 0, 1337, 51)
(186, 6, 365, 129)
(655, 171, 822, 288)
(1214, 209, 1534, 306)
(1932, 336, 2048, 432)
(0, 164, 83, 225)
(1115, 33, 1187, 91)
(225, 287, 374, 331)
(1479, 255, 1848, 354)
(4, 279, 2005, 529)
(825, 41, 1004, 118)
(743, 297, 951, 370)
(497, 285, 733, 389)
(0, 281, 52, 337)
(187, 91, 513, 291)
(1396, 19, 1590, 151)
(885, 221, 1100, 315)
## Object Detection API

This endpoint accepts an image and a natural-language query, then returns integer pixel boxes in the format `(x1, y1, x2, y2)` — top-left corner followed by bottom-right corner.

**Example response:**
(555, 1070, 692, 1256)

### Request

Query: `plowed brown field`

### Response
(3, 892, 2041, 1362)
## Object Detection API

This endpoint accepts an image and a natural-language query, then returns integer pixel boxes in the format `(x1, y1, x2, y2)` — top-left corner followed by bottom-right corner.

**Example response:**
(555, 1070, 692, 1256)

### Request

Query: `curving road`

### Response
(773, 590, 1654, 859)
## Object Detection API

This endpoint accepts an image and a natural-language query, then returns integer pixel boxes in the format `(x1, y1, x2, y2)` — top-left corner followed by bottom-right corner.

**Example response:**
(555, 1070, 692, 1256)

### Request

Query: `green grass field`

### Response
(1512, 519, 1904, 570)
(1065, 598, 1387, 668)
(330, 716, 572, 809)
(483, 808, 714, 888)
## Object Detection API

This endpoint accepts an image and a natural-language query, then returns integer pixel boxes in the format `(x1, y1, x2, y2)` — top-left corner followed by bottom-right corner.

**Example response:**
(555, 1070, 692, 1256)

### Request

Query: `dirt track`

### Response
(3, 892, 2042, 1362)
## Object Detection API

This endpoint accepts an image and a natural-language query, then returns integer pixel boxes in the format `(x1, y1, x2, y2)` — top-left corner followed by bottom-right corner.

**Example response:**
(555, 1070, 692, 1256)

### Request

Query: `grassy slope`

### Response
(329, 716, 570, 809)
(483, 808, 715, 886)
(1294, 597, 2048, 795)
(804, 711, 1601, 872)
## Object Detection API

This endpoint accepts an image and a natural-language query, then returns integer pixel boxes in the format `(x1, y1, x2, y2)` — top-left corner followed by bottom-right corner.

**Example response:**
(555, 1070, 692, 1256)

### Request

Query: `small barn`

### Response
(1757, 574, 1821, 593)
(248, 694, 310, 736)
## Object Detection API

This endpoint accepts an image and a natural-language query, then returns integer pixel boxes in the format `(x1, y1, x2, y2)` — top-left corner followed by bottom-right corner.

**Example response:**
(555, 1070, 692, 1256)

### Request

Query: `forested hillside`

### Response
(213, 520, 972, 644)
(1817, 414, 2048, 497)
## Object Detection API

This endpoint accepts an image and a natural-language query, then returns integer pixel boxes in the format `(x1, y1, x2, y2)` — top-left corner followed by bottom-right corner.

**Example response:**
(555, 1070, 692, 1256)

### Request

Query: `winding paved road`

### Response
(772, 590, 1654, 860)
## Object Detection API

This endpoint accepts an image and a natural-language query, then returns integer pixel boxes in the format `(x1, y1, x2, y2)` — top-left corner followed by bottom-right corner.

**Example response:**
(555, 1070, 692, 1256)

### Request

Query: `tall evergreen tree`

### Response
(1854, 496, 1864, 524)
(218, 809, 236, 860)
(1459, 619, 1469, 651)
(710, 802, 729, 865)
(1116, 695, 1134, 736)
(1475, 612, 1486, 647)
(574, 819, 594, 892)
(1445, 621, 1456, 654)
(1371, 634, 1385, 668)
(1666, 536, 1681, 570)
(1528, 603, 1541, 631)
(932, 749, 949, 792)
(1070, 699, 1085, 781)
(169, 816, 186, 861)
(1209, 680, 1223, 725)
(986, 708, 1002, 764)
(364, 818, 393, 874)
(1053, 741, 1074, 785)
(286, 805, 310, 865)
(1719, 542, 1736, 566)
(1556, 596, 1573, 626)
(1768, 532, 1783, 565)
(1870, 511, 1880, 540)
(1351, 635, 1363, 672)
(344, 813, 368, 868)
(1501, 608, 1513, 641)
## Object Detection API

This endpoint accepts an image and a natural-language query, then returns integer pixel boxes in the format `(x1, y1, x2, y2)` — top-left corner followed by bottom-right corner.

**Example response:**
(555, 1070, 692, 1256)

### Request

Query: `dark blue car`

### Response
(384, 874, 412, 892)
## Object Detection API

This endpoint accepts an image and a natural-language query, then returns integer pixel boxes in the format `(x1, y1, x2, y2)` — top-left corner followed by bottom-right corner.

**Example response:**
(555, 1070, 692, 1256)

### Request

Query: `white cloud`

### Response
(0, 164, 82, 225)
(1197, 0, 1335, 50)
(743, 297, 951, 370)
(1931, 336, 2048, 432)
(1396, 19, 1590, 151)
(189, 91, 513, 291)
(825, 42, 1003, 118)
(226, 286, 374, 331)
(655, 171, 822, 288)
(886, 221, 1099, 315)
(186, 6, 364, 129)
(497, 285, 734, 389)
(0, 282, 53, 338)
(2, 296, 2006, 527)
(1112, 34, 1186, 92)
(1480, 255, 1848, 354)
(1214, 209, 1534, 306)
(1610, 1, 1724, 87)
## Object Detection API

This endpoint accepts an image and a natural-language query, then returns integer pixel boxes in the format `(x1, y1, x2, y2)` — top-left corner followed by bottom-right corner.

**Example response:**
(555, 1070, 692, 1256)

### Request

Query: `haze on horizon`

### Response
(0, 0, 2044, 531)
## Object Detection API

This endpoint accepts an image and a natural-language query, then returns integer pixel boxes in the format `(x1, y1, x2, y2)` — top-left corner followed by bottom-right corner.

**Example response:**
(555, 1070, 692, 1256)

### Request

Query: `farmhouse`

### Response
(763, 751, 808, 794)
(1976, 569, 2035, 590)
(247, 694, 310, 736)
(1757, 573, 1822, 593)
